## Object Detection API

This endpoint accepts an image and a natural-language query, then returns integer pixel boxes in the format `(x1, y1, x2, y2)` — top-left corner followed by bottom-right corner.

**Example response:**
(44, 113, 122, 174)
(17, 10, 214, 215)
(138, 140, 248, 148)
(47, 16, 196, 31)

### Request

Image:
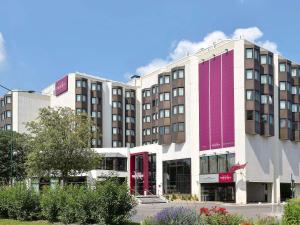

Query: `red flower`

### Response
(200, 207, 210, 215)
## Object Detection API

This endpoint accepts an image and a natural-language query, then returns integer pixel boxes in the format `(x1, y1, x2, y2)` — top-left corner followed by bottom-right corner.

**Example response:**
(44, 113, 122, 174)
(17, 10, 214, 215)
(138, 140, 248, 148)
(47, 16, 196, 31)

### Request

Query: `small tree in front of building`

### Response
(26, 107, 101, 186)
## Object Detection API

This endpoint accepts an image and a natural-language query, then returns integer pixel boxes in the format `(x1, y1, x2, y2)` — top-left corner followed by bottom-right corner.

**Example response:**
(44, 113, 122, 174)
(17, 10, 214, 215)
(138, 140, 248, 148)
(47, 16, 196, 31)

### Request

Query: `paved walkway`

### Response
(131, 201, 283, 223)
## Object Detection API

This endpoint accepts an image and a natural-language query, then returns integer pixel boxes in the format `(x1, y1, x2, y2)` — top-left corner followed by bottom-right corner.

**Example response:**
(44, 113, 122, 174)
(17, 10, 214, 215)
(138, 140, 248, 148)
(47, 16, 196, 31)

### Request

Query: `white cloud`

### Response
(132, 27, 278, 76)
(0, 33, 6, 65)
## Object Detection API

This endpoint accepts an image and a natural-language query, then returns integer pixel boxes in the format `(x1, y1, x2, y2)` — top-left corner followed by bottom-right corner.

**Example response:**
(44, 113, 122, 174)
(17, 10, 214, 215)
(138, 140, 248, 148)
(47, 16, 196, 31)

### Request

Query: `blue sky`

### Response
(0, 0, 299, 94)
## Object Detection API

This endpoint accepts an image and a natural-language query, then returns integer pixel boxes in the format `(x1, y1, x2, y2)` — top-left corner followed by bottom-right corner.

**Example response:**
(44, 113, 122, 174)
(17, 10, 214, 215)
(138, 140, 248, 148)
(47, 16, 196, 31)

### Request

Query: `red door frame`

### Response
(130, 152, 149, 195)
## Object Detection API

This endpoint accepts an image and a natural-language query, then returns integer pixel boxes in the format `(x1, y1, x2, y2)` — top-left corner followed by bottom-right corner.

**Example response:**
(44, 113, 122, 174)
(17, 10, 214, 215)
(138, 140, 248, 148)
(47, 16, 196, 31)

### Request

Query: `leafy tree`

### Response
(0, 130, 28, 184)
(26, 107, 101, 186)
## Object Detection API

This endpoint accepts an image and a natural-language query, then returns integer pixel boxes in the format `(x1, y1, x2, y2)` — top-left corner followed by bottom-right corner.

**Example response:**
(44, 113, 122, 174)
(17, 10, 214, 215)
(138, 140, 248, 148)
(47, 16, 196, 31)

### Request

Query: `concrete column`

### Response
(235, 173, 247, 204)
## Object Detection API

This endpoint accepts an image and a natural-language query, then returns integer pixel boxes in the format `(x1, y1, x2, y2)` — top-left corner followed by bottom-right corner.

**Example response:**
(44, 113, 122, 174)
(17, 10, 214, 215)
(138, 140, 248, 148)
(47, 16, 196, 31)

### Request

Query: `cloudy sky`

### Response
(0, 0, 299, 94)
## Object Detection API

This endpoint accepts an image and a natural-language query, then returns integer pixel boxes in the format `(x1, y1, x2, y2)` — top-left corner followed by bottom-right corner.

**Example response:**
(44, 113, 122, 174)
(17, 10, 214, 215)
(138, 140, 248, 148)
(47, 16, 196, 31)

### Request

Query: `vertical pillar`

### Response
(143, 152, 149, 194)
(235, 173, 247, 204)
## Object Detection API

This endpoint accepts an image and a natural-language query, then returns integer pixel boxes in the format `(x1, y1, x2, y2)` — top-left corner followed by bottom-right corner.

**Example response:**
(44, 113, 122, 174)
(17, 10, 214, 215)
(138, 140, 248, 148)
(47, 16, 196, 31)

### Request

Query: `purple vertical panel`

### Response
(222, 50, 235, 147)
(210, 55, 222, 149)
(199, 61, 210, 150)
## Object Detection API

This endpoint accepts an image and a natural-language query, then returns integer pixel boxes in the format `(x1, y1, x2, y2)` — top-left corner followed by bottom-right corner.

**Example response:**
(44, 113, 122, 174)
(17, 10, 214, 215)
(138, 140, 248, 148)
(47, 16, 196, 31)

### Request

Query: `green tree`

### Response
(0, 130, 28, 184)
(26, 107, 101, 186)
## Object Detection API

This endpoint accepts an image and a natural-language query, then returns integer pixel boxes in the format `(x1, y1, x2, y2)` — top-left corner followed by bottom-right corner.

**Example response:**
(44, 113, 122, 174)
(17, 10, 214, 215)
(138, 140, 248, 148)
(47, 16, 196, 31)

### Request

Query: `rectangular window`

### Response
(218, 154, 227, 173)
(172, 123, 178, 132)
(261, 114, 268, 123)
(268, 55, 273, 65)
(178, 123, 184, 132)
(200, 156, 209, 174)
(246, 90, 253, 100)
(254, 49, 259, 60)
(178, 87, 184, 96)
(246, 69, 253, 79)
(269, 115, 273, 125)
(112, 88, 118, 95)
(164, 109, 170, 118)
(261, 95, 268, 104)
(279, 63, 286, 72)
(164, 75, 170, 84)
(159, 76, 164, 84)
(208, 155, 218, 174)
(280, 119, 286, 128)
(76, 80, 82, 88)
(178, 105, 184, 114)
(246, 48, 253, 59)
(76, 94, 81, 102)
(173, 106, 177, 115)
(164, 93, 170, 101)
(280, 82, 286, 91)
(6, 110, 11, 118)
(292, 68, 297, 77)
(172, 71, 178, 80)
(280, 101, 286, 109)
(91, 83, 97, 91)
(261, 75, 267, 84)
(91, 97, 97, 104)
(260, 55, 267, 64)
(292, 86, 298, 95)
(173, 88, 177, 97)
(246, 110, 254, 120)
(164, 126, 170, 134)
(292, 104, 298, 113)
(159, 93, 164, 101)
(178, 69, 184, 79)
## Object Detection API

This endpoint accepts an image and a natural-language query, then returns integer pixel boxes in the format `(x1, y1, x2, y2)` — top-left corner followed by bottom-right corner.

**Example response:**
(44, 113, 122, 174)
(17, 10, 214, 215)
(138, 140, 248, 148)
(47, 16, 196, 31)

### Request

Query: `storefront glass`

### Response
(163, 158, 191, 194)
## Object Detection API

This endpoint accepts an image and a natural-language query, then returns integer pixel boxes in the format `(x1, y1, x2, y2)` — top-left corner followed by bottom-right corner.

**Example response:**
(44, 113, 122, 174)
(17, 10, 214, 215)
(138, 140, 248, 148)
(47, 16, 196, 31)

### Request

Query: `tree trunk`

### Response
(61, 173, 68, 187)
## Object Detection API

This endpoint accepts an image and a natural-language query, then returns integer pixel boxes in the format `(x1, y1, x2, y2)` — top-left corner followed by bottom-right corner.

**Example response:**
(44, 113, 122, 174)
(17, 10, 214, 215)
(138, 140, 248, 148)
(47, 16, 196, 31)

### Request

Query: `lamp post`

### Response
(0, 83, 34, 185)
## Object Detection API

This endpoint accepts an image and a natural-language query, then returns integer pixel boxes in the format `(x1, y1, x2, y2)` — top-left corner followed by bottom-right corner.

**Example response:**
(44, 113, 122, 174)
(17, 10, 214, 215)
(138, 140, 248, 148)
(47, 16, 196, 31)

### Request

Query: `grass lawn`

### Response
(0, 219, 139, 225)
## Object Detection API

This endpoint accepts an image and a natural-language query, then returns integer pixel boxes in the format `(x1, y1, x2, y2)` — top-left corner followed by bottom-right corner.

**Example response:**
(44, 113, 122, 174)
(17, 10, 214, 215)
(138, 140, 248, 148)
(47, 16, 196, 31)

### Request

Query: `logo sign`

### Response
(55, 76, 68, 96)
(131, 172, 143, 179)
(199, 174, 219, 183)
(219, 172, 233, 183)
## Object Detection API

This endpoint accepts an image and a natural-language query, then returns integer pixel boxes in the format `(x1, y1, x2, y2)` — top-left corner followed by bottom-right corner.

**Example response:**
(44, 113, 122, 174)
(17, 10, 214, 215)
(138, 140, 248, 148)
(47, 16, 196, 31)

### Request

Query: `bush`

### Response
(282, 198, 300, 225)
(95, 179, 137, 225)
(142, 207, 199, 225)
(40, 186, 61, 222)
(253, 217, 280, 225)
(199, 207, 244, 225)
(0, 184, 40, 220)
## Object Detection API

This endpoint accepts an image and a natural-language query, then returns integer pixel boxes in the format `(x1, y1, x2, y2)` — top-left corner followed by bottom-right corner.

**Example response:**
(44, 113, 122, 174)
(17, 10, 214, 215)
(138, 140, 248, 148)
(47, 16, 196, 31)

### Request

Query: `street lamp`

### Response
(0, 83, 34, 185)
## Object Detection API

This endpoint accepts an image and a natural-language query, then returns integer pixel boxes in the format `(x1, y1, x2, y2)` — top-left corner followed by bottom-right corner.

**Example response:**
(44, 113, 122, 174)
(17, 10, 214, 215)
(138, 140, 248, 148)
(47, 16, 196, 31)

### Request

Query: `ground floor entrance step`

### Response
(135, 195, 168, 204)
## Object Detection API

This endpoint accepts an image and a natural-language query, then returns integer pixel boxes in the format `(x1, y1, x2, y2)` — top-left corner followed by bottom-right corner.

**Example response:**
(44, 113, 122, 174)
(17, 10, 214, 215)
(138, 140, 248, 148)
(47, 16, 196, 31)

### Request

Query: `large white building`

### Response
(1, 39, 300, 204)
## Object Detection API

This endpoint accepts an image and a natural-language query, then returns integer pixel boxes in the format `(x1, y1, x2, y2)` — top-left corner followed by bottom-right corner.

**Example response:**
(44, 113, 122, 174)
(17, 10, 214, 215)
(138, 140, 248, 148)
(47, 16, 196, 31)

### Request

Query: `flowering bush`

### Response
(142, 207, 199, 225)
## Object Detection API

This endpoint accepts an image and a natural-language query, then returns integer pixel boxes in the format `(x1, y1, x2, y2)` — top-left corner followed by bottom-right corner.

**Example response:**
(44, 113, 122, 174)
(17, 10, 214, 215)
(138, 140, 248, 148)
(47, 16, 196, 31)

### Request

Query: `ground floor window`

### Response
(201, 183, 235, 202)
(163, 158, 191, 194)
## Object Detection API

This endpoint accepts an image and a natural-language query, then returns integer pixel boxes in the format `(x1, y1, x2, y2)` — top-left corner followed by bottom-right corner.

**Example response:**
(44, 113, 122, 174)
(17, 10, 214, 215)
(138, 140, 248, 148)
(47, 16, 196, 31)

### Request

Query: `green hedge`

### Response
(282, 198, 300, 225)
(0, 179, 137, 225)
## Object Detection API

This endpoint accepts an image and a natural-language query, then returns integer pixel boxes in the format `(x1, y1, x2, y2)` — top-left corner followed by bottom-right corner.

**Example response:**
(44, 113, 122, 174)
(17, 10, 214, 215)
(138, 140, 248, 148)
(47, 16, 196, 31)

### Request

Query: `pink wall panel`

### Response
(199, 61, 210, 150)
(199, 50, 235, 151)
(209, 55, 222, 149)
(222, 50, 235, 147)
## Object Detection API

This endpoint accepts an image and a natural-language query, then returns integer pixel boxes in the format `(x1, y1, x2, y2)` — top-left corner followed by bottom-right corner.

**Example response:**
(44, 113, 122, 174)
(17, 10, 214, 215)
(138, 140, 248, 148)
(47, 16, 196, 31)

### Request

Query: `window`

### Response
(246, 90, 253, 100)
(261, 95, 268, 104)
(152, 87, 156, 94)
(173, 88, 177, 97)
(280, 119, 286, 128)
(279, 63, 286, 72)
(164, 75, 170, 84)
(91, 126, 97, 132)
(280, 101, 287, 109)
(159, 76, 164, 84)
(246, 48, 253, 59)
(6, 111, 11, 118)
(254, 70, 259, 80)
(178, 87, 184, 96)
(5, 124, 12, 130)
(246, 69, 253, 79)
(268, 76, 273, 85)
(261, 75, 267, 84)
(292, 104, 299, 113)
(280, 82, 286, 91)
(91, 97, 97, 104)
(173, 71, 178, 80)
(112, 88, 117, 95)
(178, 123, 184, 132)
(178, 69, 184, 79)
(261, 114, 268, 123)
(246, 110, 254, 120)
(164, 126, 170, 134)
(118, 88, 122, 95)
(260, 55, 267, 64)
(76, 80, 82, 88)
(292, 86, 298, 95)
(255, 111, 260, 122)
(165, 109, 170, 118)
(218, 155, 227, 173)
(178, 105, 184, 114)
(254, 49, 259, 60)
(269, 115, 274, 125)
(6, 96, 11, 104)
(76, 94, 86, 102)
(164, 92, 170, 101)
(91, 83, 97, 91)
(268, 55, 273, 65)
(208, 155, 218, 174)
(292, 68, 298, 77)
(91, 111, 97, 118)
(91, 139, 96, 146)
(172, 123, 178, 132)
(173, 105, 178, 115)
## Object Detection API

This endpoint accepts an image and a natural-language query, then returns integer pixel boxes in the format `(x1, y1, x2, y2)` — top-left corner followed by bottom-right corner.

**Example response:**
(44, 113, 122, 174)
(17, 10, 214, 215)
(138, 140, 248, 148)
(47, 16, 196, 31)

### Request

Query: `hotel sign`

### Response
(218, 172, 234, 183)
(199, 173, 235, 184)
(55, 76, 68, 96)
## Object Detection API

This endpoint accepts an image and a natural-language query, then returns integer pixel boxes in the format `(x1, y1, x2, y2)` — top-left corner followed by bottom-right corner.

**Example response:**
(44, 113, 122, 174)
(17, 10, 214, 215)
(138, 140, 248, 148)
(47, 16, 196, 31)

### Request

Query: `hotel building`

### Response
(2, 39, 300, 203)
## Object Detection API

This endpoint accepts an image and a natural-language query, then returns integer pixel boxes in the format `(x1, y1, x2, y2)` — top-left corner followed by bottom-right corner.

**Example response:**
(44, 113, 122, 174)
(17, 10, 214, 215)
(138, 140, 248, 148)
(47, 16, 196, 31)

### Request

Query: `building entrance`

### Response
(201, 183, 235, 202)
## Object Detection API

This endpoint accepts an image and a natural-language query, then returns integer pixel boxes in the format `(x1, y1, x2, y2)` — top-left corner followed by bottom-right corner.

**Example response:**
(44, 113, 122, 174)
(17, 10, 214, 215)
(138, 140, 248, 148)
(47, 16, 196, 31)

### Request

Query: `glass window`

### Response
(164, 126, 170, 134)
(178, 87, 184, 96)
(261, 75, 267, 84)
(292, 68, 297, 77)
(178, 105, 184, 114)
(261, 114, 268, 123)
(178, 69, 184, 79)
(159, 76, 164, 84)
(91, 83, 97, 90)
(279, 63, 286, 72)
(112, 88, 117, 95)
(164, 93, 170, 101)
(208, 155, 218, 174)
(173, 88, 177, 97)
(173, 106, 177, 115)
(165, 109, 170, 118)
(280, 101, 286, 109)
(246, 90, 253, 100)
(246, 69, 253, 79)
(268, 76, 273, 85)
(254, 49, 259, 60)
(260, 55, 267, 64)
(91, 97, 97, 104)
(178, 123, 184, 132)
(6, 111, 11, 118)
(254, 70, 259, 80)
(246, 110, 253, 120)
(246, 48, 253, 59)
(6, 96, 11, 104)
(280, 82, 286, 91)
(268, 55, 273, 65)
(117, 88, 122, 95)
(218, 155, 227, 173)
(292, 104, 298, 113)
(76, 94, 81, 102)
(292, 86, 298, 95)
(261, 95, 268, 104)
(172, 123, 178, 132)
(164, 76, 170, 84)
(159, 93, 164, 101)
(76, 80, 82, 88)
(269, 115, 274, 125)
(200, 156, 209, 175)
(172, 71, 178, 80)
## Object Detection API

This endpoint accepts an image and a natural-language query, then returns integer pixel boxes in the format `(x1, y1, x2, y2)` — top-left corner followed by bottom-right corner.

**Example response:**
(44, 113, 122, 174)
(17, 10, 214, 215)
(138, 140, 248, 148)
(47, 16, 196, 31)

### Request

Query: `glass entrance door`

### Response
(134, 155, 144, 195)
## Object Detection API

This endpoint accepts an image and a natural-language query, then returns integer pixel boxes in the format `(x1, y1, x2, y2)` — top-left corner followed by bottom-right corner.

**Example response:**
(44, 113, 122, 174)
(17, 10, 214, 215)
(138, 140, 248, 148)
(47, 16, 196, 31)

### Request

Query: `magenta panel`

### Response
(199, 61, 210, 150)
(222, 50, 235, 147)
(209, 55, 222, 149)
(55, 75, 68, 96)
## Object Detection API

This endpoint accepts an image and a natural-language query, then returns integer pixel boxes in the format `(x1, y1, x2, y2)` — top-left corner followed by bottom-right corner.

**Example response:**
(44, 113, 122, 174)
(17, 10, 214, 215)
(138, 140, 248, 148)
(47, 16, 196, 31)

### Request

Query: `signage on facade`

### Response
(218, 172, 234, 183)
(55, 76, 68, 96)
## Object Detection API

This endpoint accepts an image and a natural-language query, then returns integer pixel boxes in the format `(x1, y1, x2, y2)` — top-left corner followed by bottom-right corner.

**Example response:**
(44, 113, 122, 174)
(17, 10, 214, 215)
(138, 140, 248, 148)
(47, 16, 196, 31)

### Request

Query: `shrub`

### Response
(253, 217, 280, 225)
(199, 207, 245, 225)
(282, 198, 300, 225)
(95, 179, 137, 225)
(40, 186, 61, 222)
(0, 186, 9, 218)
(142, 207, 199, 225)
(1, 184, 40, 220)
